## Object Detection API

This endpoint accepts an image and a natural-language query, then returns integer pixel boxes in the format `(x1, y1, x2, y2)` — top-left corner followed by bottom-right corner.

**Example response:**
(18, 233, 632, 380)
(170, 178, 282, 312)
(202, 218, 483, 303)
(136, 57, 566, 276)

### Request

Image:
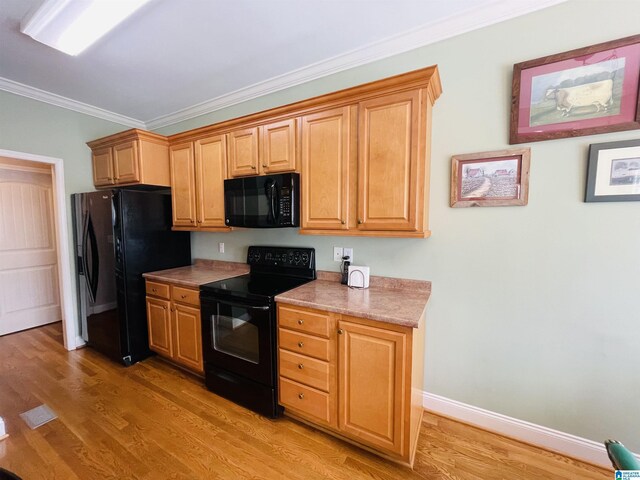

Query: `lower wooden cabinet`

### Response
(277, 303, 425, 466)
(145, 280, 203, 375)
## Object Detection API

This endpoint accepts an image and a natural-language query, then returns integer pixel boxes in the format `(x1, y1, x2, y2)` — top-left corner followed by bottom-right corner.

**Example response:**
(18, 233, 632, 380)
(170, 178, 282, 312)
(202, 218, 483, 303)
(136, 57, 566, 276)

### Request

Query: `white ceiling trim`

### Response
(1, 0, 566, 132)
(0, 76, 146, 128)
(145, 0, 567, 130)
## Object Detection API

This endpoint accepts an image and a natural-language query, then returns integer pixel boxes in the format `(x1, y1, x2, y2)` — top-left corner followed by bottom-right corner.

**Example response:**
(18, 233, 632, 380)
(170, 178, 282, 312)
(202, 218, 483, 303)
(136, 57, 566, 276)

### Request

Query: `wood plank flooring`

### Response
(0, 323, 611, 479)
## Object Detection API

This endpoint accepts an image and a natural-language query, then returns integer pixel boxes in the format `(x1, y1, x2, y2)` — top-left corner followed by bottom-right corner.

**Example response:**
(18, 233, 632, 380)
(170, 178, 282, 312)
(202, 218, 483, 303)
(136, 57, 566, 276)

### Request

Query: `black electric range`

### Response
(199, 246, 315, 417)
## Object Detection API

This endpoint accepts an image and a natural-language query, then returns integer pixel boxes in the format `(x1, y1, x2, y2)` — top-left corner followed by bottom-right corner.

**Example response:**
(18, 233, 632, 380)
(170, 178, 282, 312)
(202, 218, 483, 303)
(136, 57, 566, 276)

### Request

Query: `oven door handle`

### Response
(214, 299, 271, 311)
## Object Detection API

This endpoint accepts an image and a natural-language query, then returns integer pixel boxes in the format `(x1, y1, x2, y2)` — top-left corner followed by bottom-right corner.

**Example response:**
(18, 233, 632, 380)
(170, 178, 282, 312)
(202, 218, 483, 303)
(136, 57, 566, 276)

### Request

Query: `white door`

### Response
(0, 161, 62, 335)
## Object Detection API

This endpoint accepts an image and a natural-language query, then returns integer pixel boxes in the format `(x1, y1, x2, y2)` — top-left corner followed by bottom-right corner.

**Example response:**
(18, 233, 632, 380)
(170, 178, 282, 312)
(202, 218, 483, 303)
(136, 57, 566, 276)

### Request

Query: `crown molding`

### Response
(1, 0, 566, 131)
(0, 77, 145, 129)
(145, 0, 567, 130)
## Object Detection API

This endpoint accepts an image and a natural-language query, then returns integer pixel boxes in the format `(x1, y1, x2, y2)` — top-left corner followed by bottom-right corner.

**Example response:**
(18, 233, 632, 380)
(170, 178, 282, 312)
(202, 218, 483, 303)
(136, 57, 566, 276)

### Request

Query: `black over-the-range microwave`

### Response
(223, 173, 300, 228)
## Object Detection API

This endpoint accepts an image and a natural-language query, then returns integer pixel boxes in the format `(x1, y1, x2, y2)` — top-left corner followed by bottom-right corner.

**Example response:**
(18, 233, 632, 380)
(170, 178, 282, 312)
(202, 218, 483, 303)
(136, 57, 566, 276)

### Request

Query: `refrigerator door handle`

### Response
(82, 214, 99, 303)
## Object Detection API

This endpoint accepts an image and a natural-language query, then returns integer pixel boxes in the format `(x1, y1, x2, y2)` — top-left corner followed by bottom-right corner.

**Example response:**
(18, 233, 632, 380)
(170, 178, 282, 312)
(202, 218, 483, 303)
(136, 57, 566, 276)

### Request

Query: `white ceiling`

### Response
(0, 0, 565, 129)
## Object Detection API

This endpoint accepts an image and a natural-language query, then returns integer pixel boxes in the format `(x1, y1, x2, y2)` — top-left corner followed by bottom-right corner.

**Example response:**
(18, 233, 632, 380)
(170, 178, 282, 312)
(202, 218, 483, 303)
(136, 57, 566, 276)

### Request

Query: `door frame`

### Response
(0, 148, 78, 351)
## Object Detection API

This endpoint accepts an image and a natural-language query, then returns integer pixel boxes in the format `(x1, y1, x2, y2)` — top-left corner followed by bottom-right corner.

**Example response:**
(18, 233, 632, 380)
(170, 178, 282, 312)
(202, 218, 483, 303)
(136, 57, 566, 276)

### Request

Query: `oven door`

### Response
(201, 296, 275, 386)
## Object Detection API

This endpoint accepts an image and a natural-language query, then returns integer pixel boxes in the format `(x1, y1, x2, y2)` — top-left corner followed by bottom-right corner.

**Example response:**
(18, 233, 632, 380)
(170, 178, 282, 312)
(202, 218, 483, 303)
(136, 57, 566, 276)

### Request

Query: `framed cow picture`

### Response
(510, 34, 640, 144)
(450, 148, 530, 207)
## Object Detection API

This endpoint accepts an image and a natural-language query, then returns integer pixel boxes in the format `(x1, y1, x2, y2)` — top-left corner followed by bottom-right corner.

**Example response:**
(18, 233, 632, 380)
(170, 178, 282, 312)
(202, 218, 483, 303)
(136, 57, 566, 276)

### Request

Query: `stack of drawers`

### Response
(277, 304, 337, 428)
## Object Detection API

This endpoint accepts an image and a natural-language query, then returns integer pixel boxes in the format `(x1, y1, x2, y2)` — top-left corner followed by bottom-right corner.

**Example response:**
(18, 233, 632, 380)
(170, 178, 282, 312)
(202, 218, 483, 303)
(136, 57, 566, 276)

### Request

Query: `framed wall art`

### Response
(450, 148, 530, 208)
(510, 34, 640, 144)
(585, 139, 640, 202)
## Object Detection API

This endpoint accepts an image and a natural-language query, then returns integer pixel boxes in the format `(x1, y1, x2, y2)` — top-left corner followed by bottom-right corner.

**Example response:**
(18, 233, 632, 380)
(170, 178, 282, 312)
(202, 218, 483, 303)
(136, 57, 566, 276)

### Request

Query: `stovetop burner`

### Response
(200, 246, 316, 303)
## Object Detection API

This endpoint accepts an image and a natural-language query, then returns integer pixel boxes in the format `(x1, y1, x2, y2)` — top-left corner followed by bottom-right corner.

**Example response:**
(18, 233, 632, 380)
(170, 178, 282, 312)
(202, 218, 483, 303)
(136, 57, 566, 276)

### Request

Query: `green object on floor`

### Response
(605, 440, 640, 470)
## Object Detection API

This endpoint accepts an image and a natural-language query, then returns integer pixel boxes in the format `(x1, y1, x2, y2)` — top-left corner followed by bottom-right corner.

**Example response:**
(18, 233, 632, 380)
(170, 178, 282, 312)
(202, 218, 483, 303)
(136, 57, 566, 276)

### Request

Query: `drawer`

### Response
(146, 281, 170, 299)
(280, 377, 332, 425)
(279, 328, 330, 361)
(278, 304, 331, 338)
(279, 349, 329, 392)
(172, 286, 200, 306)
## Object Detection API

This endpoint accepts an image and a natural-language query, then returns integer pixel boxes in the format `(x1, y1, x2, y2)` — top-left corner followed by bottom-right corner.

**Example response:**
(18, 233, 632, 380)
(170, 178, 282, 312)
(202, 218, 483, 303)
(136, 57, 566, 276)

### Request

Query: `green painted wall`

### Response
(157, 0, 640, 449)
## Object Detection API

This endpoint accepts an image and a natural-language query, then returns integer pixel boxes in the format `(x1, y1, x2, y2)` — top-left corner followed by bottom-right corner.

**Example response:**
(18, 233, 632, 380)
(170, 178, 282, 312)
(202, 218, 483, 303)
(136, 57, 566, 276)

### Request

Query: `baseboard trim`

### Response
(422, 391, 632, 468)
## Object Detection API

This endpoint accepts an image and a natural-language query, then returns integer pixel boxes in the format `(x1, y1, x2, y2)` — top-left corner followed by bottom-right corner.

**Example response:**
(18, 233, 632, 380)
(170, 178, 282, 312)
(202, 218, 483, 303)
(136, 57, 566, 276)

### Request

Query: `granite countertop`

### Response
(275, 272, 431, 328)
(142, 259, 249, 288)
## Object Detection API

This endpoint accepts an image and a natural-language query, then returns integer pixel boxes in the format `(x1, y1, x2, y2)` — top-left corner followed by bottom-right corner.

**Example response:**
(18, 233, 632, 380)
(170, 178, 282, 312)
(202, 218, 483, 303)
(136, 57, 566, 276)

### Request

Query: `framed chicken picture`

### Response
(510, 34, 640, 144)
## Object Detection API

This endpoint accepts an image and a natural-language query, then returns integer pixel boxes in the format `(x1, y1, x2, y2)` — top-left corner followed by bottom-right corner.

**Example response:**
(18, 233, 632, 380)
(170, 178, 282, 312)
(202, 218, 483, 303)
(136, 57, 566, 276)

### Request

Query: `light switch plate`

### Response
(333, 247, 343, 262)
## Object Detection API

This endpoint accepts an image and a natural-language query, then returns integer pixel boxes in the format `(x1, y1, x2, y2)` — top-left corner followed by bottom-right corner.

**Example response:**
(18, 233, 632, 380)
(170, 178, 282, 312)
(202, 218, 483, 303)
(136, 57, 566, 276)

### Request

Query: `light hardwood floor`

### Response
(0, 323, 610, 479)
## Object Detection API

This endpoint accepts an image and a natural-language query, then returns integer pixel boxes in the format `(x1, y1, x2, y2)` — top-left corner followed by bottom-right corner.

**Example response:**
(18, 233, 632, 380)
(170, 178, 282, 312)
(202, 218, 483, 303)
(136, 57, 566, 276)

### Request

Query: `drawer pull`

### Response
(181, 294, 187, 299)
(297, 341, 304, 348)
(152, 288, 157, 293)
(298, 393, 304, 400)
(338, 329, 344, 335)
(297, 319, 304, 325)
(298, 363, 304, 370)
(162, 305, 167, 310)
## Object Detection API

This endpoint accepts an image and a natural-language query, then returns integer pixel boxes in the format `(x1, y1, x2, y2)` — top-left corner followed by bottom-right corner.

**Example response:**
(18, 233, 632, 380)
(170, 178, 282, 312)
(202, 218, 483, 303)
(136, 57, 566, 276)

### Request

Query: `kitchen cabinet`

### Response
(228, 119, 297, 177)
(357, 90, 422, 232)
(145, 280, 204, 375)
(277, 303, 425, 466)
(170, 135, 230, 231)
(161, 65, 441, 237)
(300, 107, 353, 231)
(87, 129, 170, 188)
(300, 89, 433, 237)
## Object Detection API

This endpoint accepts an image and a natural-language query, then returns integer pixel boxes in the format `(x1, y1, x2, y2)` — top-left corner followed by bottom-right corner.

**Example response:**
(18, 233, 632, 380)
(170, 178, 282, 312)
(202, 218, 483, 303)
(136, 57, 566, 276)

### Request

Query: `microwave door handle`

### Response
(214, 299, 270, 311)
(273, 183, 280, 221)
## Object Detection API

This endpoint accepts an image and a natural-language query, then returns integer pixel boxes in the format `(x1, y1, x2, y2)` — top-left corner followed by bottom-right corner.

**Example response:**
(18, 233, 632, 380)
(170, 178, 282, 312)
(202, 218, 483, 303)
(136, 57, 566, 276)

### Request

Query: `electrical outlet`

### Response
(333, 247, 343, 262)
(343, 247, 353, 262)
(218, 242, 225, 253)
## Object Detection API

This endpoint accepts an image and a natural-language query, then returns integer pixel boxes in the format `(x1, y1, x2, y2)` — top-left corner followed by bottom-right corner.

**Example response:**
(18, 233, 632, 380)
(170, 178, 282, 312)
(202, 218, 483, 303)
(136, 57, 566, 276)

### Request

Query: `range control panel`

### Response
(247, 246, 315, 269)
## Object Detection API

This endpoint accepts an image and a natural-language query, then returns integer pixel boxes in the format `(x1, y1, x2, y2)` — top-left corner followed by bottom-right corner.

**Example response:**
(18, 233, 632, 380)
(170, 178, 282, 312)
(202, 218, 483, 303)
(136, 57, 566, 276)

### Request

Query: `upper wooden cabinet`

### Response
(170, 135, 230, 232)
(87, 129, 170, 188)
(163, 65, 441, 238)
(228, 120, 297, 177)
(357, 90, 422, 232)
(300, 107, 353, 231)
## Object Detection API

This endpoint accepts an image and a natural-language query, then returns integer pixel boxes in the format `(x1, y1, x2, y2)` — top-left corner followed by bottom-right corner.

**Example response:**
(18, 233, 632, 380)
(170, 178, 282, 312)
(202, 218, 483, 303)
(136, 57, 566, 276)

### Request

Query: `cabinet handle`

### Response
(197, 220, 202, 225)
(298, 363, 304, 370)
(297, 341, 304, 348)
(337, 329, 344, 335)
(262, 164, 267, 168)
(251, 165, 256, 170)
(152, 288, 157, 293)
(162, 305, 167, 310)
(297, 319, 304, 325)
(357, 219, 363, 224)
(341, 220, 345, 225)
(181, 294, 187, 299)
(298, 393, 304, 400)
(171, 307, 175, 312)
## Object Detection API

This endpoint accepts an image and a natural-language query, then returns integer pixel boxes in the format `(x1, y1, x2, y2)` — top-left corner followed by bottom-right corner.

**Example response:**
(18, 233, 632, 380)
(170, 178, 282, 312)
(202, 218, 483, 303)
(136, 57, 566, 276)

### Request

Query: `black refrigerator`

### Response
(72, 189, 191, 366)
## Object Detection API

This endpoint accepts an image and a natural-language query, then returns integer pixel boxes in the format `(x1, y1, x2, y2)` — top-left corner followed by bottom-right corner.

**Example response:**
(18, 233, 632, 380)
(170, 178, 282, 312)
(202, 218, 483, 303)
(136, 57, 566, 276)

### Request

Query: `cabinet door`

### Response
(170, 142, 197, 227)
(172, 303, 203, 373)
(195, 135, 227, 228)
(261, 119, 296, 174)
(357, 91, 420, 231)
(113, 140, 140, 184)
(92, 147, 114, 186)
(228, 127, 259, 177)
(146, 297, 173, 357)
(338, 319, 407, 456)
(300, 108, 350, 231)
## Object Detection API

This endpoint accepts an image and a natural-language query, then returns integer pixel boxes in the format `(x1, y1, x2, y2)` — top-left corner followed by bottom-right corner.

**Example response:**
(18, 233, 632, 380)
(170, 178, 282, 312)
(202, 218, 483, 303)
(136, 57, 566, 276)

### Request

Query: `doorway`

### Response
(0, 149, 76, 350)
